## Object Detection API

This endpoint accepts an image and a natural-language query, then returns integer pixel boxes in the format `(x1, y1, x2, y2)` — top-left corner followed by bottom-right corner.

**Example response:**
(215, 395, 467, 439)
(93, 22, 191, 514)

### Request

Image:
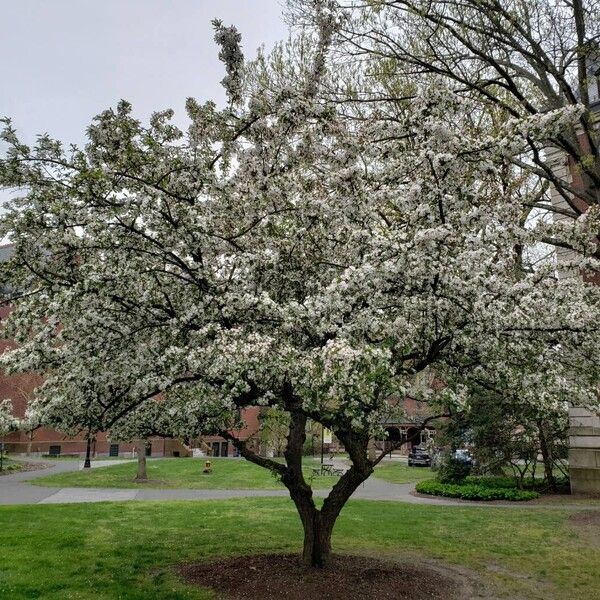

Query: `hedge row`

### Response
(464, 476, 518, 489)
(415, 480, 539, 501)
(464, 475, 570, 492)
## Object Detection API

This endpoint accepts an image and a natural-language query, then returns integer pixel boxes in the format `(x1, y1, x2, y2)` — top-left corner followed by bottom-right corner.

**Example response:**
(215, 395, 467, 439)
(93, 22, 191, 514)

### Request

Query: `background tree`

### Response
(108, 398, 213, 482)
(17, 405, 42, 458)
(259, 408, 290, 457)
(0, 399, 16, 471)
(333, 0, 600, 216)
(441, 388, 569, 490)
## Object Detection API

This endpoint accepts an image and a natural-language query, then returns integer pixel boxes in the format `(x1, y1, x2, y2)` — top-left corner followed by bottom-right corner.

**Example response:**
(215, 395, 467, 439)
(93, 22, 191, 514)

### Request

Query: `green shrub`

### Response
(464, 476, 519, 489)
(437, 457, 472, 483)
(416, 480, 539, 501)
(0, 463, 22, 473)
(549, 475, 570, 492)
(464, 474, 570, 493)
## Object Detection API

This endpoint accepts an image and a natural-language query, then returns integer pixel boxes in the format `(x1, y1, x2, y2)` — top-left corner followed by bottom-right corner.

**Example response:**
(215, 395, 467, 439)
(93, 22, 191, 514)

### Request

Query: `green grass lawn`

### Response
(30, 457, 338, 490)
(0, 498, 597, 599)
(373, 461, 434, 484)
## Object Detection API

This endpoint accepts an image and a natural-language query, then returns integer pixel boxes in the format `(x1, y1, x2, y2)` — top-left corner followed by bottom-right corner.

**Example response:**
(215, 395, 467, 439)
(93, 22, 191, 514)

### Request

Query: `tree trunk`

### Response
(230, 384, 373, 568)
(301, 507, 334, 567)
(537, 421, 557, 492)
(83, 437, 92, 468)
(282, 411, 329, 567)
(283, 411, 373, 567)
(135, 440, 147, 481)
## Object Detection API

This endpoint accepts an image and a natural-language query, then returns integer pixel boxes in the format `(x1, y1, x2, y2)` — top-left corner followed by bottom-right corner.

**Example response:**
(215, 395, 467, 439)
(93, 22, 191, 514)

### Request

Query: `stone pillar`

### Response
(568, 406, 600, 495)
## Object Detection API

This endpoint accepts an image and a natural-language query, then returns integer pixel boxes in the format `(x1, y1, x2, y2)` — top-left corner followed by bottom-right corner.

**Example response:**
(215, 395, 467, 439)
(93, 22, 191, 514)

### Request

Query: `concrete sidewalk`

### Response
(0, 458, 136, 505)
(1, 457, 598, 509)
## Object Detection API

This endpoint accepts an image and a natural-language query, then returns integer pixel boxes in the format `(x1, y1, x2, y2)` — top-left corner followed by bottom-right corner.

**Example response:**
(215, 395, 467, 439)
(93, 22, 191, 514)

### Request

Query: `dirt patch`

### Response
(23, 461, 53, 472)
(567, 511, 600, 548)
(568, 510, 600, 527)
(531, 493, 600, 506)
(177, 553, 481, 600)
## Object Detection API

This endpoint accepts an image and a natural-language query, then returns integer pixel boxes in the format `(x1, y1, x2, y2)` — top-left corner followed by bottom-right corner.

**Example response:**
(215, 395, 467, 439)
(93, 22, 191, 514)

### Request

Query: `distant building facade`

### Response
(377, 396, 438, 455)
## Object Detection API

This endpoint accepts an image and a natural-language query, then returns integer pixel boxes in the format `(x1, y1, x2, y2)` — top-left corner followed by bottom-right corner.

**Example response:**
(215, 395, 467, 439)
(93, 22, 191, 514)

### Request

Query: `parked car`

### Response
(408, 447, 432, 467)
(453, 449, 474, 466)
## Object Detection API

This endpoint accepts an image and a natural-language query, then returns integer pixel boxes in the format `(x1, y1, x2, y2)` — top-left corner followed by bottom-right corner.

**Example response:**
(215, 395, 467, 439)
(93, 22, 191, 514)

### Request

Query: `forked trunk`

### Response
(292, 457, 372, 567)
(264, 395, 373, 568)
(300, 506, 334, 567)
(135, 440, 147, 481)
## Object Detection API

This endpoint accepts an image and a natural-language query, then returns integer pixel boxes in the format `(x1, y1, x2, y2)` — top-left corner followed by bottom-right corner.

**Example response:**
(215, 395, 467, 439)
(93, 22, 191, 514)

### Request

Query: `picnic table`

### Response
(311, 463, 345, 477)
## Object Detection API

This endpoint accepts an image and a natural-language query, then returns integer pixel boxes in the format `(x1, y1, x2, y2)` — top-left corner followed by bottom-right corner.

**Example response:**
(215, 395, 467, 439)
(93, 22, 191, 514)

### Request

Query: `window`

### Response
(109, 444, 119, 457)
(49, 445, 61, 456)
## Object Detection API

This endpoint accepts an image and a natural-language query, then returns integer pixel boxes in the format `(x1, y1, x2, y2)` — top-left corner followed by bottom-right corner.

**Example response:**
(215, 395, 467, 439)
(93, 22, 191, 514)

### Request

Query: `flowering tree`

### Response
(0, 400, 16, 433)
(0, 399, 16, 471)
(2, 7, 600, 566)
(18, 406, 43, 457)
(107, 397, 211, 481)
(107, 403, 168, 482)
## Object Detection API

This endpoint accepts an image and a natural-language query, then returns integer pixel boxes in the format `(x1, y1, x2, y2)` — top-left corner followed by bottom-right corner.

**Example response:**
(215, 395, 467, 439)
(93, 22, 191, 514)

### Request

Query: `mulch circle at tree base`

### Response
(177, 554, 476, 599)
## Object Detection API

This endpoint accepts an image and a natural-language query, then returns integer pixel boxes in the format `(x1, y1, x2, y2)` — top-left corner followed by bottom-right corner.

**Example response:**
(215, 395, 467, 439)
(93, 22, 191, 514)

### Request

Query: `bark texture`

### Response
(135, 439, 148, 481)
(83, 437, 92, 468)
(537, 421, 557, 491)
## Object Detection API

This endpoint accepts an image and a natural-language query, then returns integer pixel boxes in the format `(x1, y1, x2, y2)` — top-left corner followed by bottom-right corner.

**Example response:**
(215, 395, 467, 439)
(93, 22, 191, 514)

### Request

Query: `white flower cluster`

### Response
(0, 400, 17, 435)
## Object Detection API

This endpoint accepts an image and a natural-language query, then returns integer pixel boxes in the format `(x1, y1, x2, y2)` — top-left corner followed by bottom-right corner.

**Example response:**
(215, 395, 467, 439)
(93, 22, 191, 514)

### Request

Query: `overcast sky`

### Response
(0, 0, 288, 215)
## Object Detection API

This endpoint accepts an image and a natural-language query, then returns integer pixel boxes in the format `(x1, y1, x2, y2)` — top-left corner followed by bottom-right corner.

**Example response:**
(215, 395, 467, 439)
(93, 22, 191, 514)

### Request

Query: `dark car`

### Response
(407, 447, 432, 467)
(454, 449, 474, 466)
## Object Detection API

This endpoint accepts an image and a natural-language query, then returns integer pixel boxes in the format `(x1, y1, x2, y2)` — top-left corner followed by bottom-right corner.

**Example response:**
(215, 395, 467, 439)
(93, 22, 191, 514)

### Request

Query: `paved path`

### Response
(0, 459, 137, 505)
(1, 458, 598, 509)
